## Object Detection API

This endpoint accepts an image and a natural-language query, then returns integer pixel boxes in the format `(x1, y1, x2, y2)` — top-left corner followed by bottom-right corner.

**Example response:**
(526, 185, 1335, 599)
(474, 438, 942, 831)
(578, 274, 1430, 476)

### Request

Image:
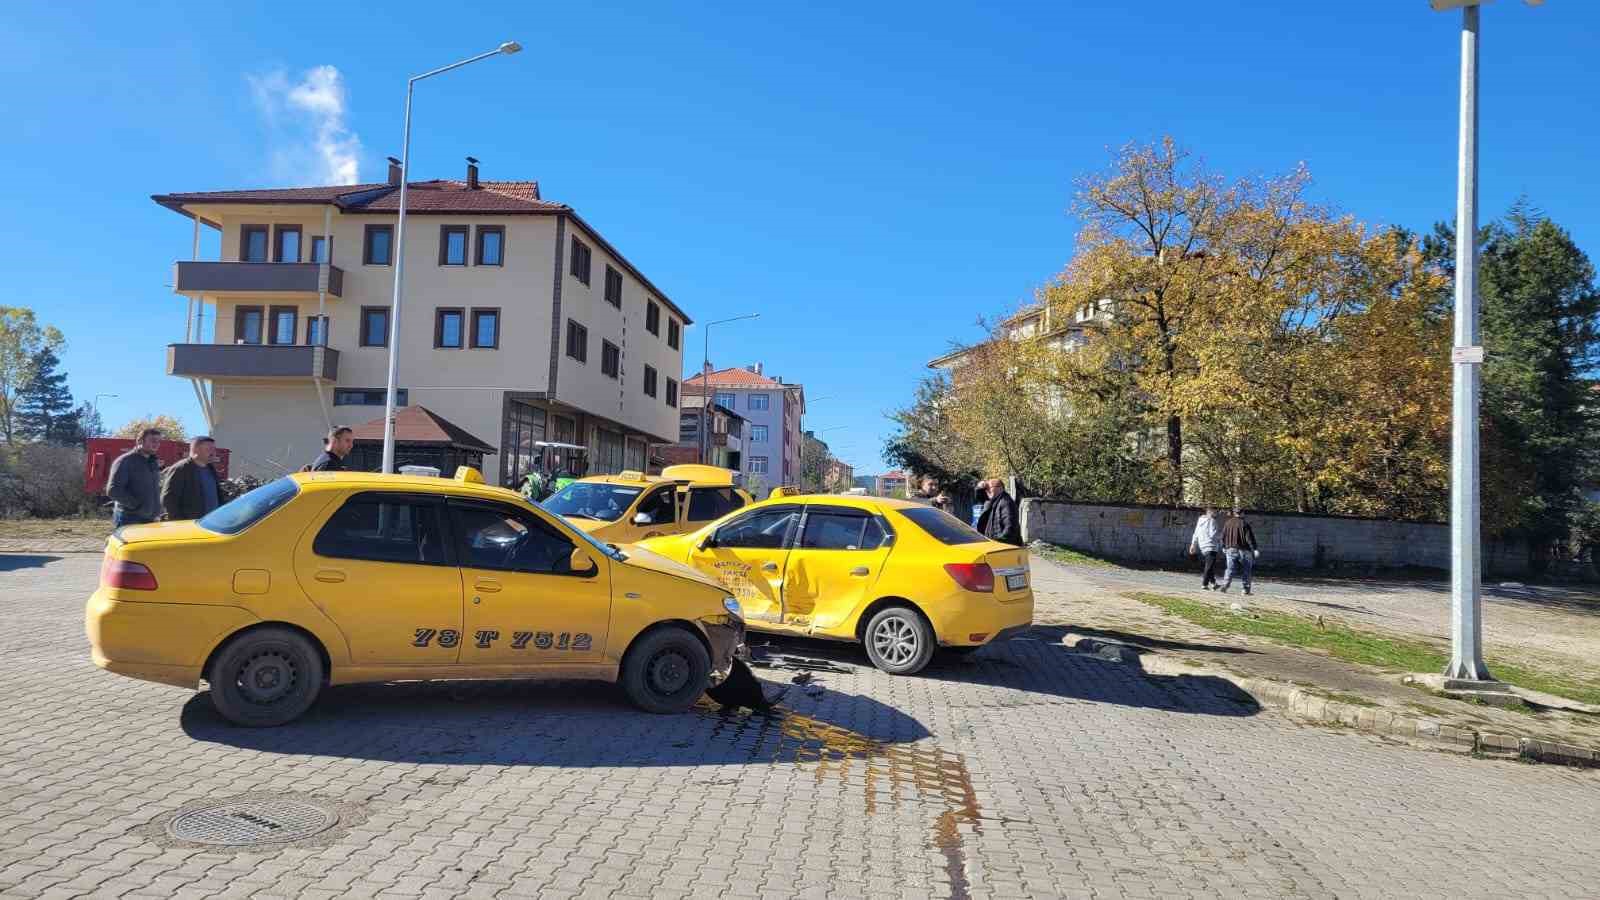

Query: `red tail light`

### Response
(101, 557, 158, 591)
(943, 562, 994, 593)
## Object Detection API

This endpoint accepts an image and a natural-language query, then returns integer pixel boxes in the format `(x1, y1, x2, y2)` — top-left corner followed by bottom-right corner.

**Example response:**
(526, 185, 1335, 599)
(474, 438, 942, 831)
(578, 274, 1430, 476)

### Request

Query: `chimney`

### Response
(466, 156, 480, 190)
(755, 362, 764, 376)
(386, 157, 402, 186)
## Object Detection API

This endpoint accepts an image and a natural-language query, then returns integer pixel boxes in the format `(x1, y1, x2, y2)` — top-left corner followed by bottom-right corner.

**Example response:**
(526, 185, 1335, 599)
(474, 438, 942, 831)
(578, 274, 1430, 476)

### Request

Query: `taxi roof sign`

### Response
(660, 464, 738, 486)
(454, 466, 486, 484)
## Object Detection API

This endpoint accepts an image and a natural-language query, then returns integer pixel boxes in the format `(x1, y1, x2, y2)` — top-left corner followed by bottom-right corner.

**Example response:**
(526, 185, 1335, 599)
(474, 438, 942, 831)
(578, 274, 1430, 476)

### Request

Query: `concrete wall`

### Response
(1021, 499, 1534, 575)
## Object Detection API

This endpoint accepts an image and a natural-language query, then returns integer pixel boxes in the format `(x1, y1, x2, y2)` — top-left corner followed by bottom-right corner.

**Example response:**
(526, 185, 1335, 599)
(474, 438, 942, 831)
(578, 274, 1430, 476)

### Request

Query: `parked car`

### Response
(86, 468, 745, 726)
(638, 493, 1033, 674)
(542, 464, 753, 545)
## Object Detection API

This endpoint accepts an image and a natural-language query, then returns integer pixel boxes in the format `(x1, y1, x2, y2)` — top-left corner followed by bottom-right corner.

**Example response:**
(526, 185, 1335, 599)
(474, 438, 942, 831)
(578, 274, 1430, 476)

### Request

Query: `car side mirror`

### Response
(633, 512, 653, 526)
(569, 547, 599, 576)
(696, 535, 712, 552)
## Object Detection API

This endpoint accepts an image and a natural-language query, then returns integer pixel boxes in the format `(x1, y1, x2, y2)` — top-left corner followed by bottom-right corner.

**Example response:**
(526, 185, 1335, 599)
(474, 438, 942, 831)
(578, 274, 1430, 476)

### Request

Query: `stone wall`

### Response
(1020, 499, 1533, 575)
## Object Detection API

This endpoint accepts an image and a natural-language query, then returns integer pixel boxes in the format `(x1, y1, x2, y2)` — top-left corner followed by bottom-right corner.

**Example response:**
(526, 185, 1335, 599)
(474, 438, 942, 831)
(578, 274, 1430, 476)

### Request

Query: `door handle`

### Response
(314, 569, 346, 584)
(761, 562, 779, 572)
(475, 579, 502, 593)
(849, 566, 870, 577)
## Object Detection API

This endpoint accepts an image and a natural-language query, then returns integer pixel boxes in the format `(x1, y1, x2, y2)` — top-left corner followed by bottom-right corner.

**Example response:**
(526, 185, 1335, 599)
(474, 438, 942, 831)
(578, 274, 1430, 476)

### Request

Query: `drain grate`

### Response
(166, 798, 338, 847)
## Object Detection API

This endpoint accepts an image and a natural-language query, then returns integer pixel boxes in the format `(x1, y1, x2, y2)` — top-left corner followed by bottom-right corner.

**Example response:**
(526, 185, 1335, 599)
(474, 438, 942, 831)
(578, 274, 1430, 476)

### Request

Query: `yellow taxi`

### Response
(85, 468, 745, 727)
(541, 464, 753, 545)
(638, 493, 1033, 675)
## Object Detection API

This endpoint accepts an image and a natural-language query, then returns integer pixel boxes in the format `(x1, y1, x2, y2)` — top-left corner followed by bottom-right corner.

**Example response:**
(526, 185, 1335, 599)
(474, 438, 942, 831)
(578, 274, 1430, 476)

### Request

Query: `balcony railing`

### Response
(168, 343, 339, 381)
(173, 262, 344, 297)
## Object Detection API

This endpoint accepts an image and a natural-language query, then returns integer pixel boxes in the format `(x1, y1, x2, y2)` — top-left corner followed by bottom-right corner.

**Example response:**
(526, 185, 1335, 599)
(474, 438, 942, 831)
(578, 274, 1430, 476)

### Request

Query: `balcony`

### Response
(173, 262, 344, 298)
(168, 343, 339, 381)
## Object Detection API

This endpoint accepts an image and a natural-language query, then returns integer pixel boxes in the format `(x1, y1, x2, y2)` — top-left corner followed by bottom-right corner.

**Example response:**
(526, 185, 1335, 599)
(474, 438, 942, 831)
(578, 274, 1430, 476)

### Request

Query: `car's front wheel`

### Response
(862, 605, 935, 675)
(621, 627, 711, 714)
(207, 627, 324, 727)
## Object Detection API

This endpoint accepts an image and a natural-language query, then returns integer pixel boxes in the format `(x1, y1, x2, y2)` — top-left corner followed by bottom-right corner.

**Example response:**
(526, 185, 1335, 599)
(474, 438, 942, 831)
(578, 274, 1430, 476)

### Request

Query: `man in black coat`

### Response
(975, 478, 1022, 546)
(310, 426, 354, 471)
(161, 436, 224, 521)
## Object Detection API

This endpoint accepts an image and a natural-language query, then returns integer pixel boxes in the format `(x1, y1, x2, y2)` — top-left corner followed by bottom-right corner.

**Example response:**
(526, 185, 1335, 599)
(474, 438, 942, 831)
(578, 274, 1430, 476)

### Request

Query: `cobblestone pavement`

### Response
(4, 553, 1599, 900)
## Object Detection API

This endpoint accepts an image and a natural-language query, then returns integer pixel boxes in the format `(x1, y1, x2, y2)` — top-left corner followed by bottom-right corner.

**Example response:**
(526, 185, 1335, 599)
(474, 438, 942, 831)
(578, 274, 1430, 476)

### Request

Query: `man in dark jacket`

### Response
(161, 436, 223, 521)
(310, 426, 354, 471)
(106, 429, 163, 528)
(1218, 508, 1259, 595)
(975, 478, 1022, 546)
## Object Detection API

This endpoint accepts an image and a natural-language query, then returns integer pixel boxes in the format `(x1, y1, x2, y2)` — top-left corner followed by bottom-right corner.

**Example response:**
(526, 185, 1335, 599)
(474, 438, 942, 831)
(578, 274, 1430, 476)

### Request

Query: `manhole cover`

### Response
(166, 798, 338, 847)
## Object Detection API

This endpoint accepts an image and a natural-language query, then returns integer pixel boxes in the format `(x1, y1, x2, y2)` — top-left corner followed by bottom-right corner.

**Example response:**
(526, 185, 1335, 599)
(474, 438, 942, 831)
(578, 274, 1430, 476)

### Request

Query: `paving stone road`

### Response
(3, 552, 1598, 899)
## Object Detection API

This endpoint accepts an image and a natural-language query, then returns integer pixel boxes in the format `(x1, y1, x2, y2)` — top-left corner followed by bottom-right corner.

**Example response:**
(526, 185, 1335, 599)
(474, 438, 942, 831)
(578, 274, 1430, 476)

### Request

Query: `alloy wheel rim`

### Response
(871, 617, 919, 666)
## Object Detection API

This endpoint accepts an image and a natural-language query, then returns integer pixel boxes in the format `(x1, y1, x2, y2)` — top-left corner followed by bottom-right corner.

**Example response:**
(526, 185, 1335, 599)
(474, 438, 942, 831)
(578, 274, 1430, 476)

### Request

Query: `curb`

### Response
(1070, 637, 1600, 769)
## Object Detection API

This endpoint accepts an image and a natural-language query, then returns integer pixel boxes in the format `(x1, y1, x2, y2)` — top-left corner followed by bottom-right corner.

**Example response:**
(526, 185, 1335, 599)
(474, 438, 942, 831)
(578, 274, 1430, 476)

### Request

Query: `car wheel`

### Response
(863, 606, 935, 675)
(207, 627, 324, 727)
(621, 627, 711, 714)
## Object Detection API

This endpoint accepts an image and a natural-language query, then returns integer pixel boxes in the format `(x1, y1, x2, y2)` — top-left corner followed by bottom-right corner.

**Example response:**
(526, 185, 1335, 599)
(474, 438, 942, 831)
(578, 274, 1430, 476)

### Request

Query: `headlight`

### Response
(722, 596, 743, 619)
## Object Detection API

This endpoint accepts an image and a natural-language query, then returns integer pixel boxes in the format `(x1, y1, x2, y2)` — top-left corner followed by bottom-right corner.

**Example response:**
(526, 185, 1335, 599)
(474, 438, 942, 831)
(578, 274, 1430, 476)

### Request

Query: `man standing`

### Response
(1189, 506, 1222, 590)
(310, 426, 353, 472)
(913, 476, 959, 517)
(106, 429, 163, 529)
(160, 436, 223, 521)
(1219, 508, 1259, 595)
(976, 478, 1022, 546)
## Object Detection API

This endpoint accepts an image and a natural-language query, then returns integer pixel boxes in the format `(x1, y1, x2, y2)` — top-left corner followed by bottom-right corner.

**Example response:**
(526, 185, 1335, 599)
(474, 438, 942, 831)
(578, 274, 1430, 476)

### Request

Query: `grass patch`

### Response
(1131, 591, 1600, 708)
(1034, 544, 1118, 569)
(1305, 689, 1379, 708)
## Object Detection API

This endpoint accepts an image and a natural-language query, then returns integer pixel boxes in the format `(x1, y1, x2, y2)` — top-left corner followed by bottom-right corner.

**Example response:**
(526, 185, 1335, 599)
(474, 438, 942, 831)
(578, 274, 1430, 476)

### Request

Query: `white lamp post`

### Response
(693, 313, 760, 465)
(381, 41, 522, 473)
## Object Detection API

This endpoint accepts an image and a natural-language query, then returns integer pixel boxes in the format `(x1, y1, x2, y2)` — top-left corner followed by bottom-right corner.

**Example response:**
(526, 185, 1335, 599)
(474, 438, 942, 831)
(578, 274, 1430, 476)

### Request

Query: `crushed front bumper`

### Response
(701, 615, 747, 686)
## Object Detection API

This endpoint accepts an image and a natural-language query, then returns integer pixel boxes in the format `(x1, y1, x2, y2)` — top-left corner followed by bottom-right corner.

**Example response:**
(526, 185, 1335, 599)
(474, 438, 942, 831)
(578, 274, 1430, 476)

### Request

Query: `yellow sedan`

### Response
(541, 464, 753, 545)
(638, 495, 1033, 674)
(86, 468, 745, 726)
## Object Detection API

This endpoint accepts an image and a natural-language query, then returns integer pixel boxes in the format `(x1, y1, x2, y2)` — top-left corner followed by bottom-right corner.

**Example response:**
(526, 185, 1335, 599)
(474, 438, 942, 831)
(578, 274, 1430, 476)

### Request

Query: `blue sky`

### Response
(4, 1, 1596, 476)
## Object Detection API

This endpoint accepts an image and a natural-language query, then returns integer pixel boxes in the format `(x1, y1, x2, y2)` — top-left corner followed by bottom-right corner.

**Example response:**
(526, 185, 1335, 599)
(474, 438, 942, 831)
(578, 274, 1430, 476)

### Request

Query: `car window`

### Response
(313, 494, 448, 564)
(635, 487, 676, 525)
(199, 476, 299, 535)
(898, 506, 988, 545)
(542, 482, 643, 522)
(453, 503, 577, 574)
(713, 506, 800, 549)
(799, 509, 887, 550)
(687, 487, 741, 522)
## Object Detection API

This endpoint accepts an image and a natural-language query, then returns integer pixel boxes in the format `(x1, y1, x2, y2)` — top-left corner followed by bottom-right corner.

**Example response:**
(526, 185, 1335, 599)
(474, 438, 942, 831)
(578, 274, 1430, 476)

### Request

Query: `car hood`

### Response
(564, 516, 609, 534)
(619, 544, 724, 591)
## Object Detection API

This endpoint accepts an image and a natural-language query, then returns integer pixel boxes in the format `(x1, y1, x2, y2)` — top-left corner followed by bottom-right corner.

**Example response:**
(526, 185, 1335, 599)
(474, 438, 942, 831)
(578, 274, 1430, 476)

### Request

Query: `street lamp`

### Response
(381, 41, 522, 473)
(693, 313, 760, 465)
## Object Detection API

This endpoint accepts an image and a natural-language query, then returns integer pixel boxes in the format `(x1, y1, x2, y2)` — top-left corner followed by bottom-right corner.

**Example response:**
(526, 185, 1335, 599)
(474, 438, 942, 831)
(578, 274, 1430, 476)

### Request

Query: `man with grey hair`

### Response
(976, 478, 1021, 546)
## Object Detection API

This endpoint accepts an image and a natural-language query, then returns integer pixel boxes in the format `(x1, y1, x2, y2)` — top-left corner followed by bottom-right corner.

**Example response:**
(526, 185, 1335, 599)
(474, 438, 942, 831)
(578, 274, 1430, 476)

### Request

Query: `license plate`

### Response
(1005, 573, 1027, 591)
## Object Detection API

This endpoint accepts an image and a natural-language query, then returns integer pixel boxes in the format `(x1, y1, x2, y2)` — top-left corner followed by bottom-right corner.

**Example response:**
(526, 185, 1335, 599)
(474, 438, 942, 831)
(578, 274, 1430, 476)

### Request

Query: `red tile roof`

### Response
(684, 367, 795, 388)
(152, 180, 564, 216)
(349, 406, 495, 452)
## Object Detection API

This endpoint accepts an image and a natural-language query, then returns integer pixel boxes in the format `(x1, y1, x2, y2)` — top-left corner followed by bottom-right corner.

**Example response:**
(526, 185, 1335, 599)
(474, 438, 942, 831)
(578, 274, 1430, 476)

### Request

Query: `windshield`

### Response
(541, 482, 644, 522)
(897, 505, 988, 545)
(198, 477, 300, 535)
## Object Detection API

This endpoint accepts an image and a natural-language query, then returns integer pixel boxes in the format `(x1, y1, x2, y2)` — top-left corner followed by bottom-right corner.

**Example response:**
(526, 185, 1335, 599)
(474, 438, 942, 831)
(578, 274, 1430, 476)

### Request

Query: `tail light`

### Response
(943, 562, 994, 593)
(101, 556, 158, 591)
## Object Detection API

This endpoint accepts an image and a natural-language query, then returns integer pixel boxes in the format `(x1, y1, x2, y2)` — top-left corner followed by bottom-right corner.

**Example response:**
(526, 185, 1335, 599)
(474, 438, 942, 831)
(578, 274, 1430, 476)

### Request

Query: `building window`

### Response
(565, 319, 588, 363)
(334, 388, 408, 406)
(360, 307, 390, 347)
(505, 399, 548, 487)
(751, 425, 769, 443)
(601, 340, 620, 379)
(269, 306, 297, 345)
(438, 225, 468, 266)
(570, 238, 591, 285)
(748, 393, 770, 411)
(240, 226, 269, 263)
(309, 235, 330, 264)
(364, 225, 394, 266)
(234, 305, 263, 344)
(435, 308, 464, 349)
(604, 266, 623, 308)
(666, 378, 678, 408)
(471, 309, 500, 349)
(305, 316, 329, 346)
(273, 226, 302, 263)
(750, 456, 769, 475)
(476, 226, 504, 266)
(643, 365, 658, 397)
(715, 392, 736, 409)
(667, 319, 680, 350)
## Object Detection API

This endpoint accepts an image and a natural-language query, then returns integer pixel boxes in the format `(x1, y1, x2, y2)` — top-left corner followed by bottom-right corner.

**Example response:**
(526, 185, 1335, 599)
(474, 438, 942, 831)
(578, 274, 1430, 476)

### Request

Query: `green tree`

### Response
(0, 307, 65, 444)
(115, 414, 188, 443)
(15, 346, 80, 444)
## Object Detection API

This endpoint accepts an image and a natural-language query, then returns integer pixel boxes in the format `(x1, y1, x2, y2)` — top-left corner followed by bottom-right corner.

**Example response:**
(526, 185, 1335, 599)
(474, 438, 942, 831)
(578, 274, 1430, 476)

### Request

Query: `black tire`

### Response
(862, 605, 936, 675)
(207, 627, 324, 727)
(620, 627, 711, 714)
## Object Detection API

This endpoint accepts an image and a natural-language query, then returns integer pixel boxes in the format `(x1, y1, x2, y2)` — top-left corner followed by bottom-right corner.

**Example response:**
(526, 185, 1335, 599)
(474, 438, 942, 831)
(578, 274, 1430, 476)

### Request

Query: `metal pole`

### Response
(380, 79, 415, 475)
(1446, 4, 1490, 681)
(700, 324, 711, 464)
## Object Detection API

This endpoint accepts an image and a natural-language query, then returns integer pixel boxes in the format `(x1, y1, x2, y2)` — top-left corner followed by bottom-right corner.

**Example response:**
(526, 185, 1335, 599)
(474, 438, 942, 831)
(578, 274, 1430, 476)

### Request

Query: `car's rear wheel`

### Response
(621, 627, 711, 714)
(207, 627, 324, 727)
(863, 605, 935, 675)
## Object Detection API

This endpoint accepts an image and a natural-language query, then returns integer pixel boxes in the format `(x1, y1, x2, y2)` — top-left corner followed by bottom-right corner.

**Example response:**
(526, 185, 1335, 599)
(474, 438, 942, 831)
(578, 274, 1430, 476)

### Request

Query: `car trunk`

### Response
(984, 545, 1031, 600)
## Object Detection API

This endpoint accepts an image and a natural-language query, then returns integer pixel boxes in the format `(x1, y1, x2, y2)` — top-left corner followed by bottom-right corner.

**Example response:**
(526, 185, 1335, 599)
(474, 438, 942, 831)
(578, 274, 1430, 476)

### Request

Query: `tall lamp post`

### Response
(1428, 0, 1543, 686)
(694, 313, 760, 465)
(381, 41, 522, 473)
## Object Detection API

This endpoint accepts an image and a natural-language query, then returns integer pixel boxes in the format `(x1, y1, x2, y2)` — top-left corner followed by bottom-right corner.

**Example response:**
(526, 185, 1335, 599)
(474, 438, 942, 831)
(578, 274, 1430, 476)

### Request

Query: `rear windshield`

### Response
(198, 477, 300, 535)
(898, 506, 988, 545)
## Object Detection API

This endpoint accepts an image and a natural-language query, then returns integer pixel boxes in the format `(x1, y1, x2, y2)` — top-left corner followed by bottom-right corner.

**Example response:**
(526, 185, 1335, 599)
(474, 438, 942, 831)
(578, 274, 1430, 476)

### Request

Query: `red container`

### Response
(83, 439, 231, 495)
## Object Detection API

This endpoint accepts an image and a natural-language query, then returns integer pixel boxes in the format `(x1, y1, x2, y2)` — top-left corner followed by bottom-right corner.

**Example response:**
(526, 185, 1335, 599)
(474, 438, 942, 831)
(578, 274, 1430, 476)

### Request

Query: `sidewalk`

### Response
(1029, 554, 1600, 765)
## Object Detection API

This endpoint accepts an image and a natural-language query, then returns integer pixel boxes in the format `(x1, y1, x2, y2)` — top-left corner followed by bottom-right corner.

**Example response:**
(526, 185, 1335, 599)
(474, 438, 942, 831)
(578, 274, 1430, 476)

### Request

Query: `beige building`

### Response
(154, 158, 690, 486)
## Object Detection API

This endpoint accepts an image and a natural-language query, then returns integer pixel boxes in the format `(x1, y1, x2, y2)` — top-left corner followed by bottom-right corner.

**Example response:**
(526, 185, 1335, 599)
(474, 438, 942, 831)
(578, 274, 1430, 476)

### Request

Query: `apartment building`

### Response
(153, 158, 689, 486)
(682, 364, 804, 495)
(675, 395, 744, 470)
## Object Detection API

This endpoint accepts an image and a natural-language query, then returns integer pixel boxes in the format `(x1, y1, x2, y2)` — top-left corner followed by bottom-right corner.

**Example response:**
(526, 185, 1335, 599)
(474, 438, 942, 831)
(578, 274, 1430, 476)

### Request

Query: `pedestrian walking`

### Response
(160, 436, 224, 521)
(310, 426, 353, 471)
(106, 429, 164, 529)
(1219, 508, 1259, 595)
(976, 478, 1022, 546)
(1188, 506, 1222, 590)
